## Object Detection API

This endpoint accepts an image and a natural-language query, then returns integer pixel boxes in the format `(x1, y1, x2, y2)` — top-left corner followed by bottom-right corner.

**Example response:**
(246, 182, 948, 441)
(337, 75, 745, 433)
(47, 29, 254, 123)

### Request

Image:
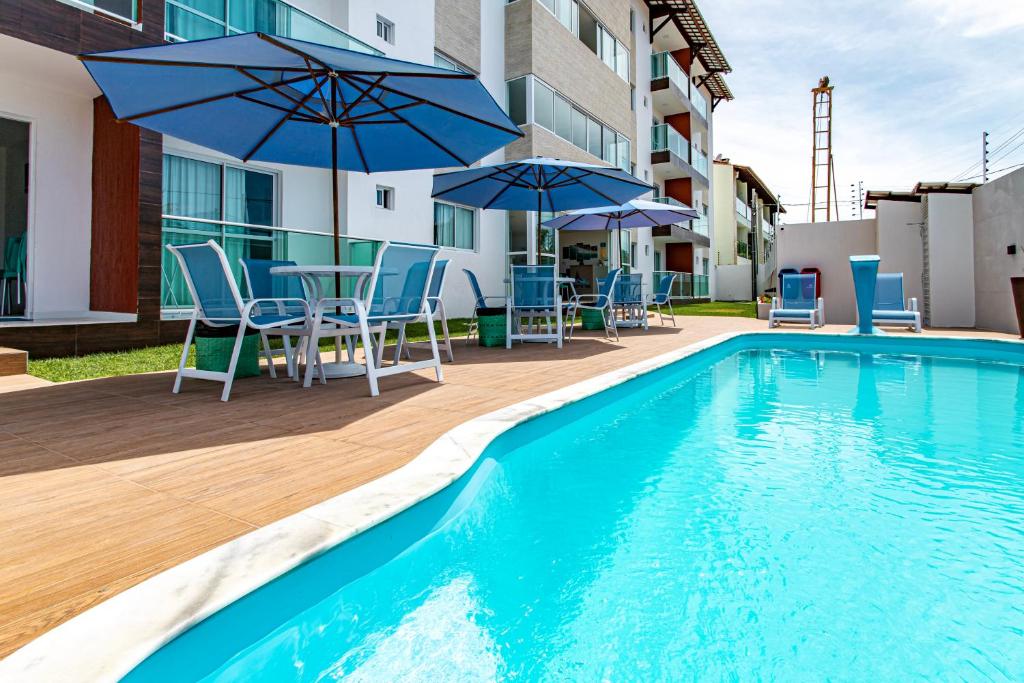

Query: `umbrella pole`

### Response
(536, 192, 542, 266)
(331, 125, 341, 285)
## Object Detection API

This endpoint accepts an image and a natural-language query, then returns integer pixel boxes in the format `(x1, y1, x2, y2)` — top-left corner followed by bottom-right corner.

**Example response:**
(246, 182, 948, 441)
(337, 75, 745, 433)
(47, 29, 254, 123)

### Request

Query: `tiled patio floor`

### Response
(0, 317, 1017, 656)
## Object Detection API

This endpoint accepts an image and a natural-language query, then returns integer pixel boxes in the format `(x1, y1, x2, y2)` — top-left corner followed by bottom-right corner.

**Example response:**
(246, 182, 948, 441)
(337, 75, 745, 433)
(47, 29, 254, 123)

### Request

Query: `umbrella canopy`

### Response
(80, 32, 522, 264)
(544, 199, 699, 231)
(431, 157, 652, 262)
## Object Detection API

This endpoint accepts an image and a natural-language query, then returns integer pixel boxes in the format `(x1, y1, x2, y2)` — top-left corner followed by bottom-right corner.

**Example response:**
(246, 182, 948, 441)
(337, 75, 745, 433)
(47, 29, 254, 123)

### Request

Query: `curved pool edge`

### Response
(2, 331, 1021, 682)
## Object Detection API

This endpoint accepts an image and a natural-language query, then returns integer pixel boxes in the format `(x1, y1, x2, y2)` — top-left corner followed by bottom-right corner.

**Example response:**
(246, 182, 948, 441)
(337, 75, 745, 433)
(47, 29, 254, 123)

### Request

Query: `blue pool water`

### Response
(127, 336, 1024, 681)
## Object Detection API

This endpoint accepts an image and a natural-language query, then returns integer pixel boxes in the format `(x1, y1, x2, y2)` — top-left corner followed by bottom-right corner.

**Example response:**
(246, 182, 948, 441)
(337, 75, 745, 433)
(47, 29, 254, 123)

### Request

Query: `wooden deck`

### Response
(0, 318, 1017, 657)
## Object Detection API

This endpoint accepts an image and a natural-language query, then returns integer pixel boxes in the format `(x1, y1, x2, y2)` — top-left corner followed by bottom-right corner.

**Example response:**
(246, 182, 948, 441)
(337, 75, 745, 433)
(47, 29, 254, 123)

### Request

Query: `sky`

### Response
(698, 0, 1024, 223)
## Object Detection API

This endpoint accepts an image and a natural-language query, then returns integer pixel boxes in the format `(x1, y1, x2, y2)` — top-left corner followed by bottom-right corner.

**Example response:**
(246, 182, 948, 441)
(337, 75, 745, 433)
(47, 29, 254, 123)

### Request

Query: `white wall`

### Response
(776, 219, 876, 325)
(0, 36, 97, 318)
(972, 167, 1024, 334)
(716, 262, 751, 301)
(925, 193, 975, 328)
(875, 199, 924, 307)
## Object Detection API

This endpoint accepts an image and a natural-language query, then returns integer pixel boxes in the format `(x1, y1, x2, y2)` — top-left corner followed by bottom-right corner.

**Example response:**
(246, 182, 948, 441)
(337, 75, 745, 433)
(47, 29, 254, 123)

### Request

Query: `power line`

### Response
(958, 161, 1024, 182)
(952, 124, 1024, 181)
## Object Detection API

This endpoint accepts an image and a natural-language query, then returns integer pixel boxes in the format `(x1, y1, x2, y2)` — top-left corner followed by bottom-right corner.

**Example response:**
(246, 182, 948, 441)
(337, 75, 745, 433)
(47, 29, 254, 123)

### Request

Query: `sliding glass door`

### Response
(0, 117, 29, 319)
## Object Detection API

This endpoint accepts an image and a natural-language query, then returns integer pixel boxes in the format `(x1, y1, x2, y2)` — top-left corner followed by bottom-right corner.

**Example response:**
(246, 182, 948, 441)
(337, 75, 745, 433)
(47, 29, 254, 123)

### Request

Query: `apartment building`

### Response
(712, 157, 783, 301)
(0, 0, 731, 357)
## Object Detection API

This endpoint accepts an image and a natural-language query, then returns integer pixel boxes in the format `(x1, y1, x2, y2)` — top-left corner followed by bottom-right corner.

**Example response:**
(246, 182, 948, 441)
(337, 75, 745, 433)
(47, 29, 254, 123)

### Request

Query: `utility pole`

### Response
(810, 77, 835, 222)
(982, 131, 989, 183)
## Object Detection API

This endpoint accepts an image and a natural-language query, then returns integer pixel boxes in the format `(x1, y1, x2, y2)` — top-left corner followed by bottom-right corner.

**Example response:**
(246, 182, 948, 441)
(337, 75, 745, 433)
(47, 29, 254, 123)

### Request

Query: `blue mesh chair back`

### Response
(781, 273, 817, 310)
(463, 268, 487, 309)
(426, 259, 449, 314)
(241, 258, 306, 300)
(594, 268, 621, 308)
(511, 265, 556, 309)
(366, 243, 439, 321)
(653, 273, 676, 305)
(873, 273, 905, 311)
(615, 272, 643, 305)
(171, 241, 242, 322)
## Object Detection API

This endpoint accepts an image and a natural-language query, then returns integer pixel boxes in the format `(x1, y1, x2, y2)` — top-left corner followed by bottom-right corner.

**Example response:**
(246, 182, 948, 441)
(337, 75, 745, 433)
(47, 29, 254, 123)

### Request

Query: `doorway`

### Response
(0, 117, 29, 319)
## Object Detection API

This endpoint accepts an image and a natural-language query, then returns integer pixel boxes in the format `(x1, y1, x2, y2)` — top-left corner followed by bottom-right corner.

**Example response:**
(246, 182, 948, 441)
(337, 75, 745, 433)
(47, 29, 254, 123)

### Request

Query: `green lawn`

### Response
(28, 302, 756, 383)
(29, 319, 473, 383)
(663, 300, 757, 318)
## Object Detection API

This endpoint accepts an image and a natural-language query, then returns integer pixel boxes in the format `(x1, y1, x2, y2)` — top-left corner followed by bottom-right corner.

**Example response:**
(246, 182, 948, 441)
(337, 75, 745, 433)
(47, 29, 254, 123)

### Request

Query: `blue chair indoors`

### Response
(303, 242, 443, 396)
(1, 233, 26, 316)
(463, 268, 505, 345)
(393, 258, 454, 363)
(647, 272, 678, 327)
(872, 272, 921, 332)
(165, 240, 314, 401)
(507, 264, 564, 349)
(566, 268, 620, 341)
(240, 258, 309, 379)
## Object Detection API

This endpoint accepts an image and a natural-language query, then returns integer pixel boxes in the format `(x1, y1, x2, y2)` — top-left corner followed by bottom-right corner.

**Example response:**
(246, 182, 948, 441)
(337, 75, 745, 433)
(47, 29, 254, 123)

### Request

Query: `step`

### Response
(0, 347, 28, 377)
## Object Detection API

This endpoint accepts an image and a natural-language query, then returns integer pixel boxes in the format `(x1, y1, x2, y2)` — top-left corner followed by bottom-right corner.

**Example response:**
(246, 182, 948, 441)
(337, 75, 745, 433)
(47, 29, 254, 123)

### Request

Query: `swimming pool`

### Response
(51, 335, 1024, 680)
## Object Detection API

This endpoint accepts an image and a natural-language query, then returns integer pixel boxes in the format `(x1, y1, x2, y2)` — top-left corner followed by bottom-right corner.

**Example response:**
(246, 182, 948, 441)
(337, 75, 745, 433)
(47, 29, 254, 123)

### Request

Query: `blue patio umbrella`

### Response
(544, 199, 699, 268)
(79, 32, 522, 266)
(431, 157, 652, 263)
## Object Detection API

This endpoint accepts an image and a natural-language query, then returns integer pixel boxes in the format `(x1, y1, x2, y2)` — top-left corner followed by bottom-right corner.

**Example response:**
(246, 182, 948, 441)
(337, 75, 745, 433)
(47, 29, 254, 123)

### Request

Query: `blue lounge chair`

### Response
(507, 265, 563, 348)
(769, 272, 824, 329)
(647, 272, 678, 326)
(463, 268, 505, 345)
(166, 240, 313, 401)
(393, 258, 454, 363)
(566, 268, 620, 341)
(303, 242, 443, 396)
(614, 272, 647, 329)
(239, 258, 309, 379)
(872, 272, 921, 332)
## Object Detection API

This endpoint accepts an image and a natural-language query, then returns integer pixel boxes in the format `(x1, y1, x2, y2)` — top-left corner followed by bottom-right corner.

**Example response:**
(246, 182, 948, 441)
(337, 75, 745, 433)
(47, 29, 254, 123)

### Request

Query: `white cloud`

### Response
(911, 0, 1024, 37)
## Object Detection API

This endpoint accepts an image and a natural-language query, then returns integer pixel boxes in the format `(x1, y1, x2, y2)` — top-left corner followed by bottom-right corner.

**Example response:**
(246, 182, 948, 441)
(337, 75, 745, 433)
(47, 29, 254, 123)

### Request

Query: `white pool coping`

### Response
(0, 330, 1019, 681)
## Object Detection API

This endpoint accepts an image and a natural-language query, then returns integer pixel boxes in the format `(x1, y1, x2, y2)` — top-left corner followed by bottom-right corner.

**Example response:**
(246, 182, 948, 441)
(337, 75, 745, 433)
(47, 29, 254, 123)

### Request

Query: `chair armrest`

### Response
(771, 297, 779, 310)
(242, 298, 310, 325)
(817, 297, 825, 325)
(311, 297, 363, 317)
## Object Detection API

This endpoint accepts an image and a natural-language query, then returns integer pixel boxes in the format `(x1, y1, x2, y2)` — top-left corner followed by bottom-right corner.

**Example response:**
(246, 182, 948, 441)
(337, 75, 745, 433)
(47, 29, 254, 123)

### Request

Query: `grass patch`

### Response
(663, 300, 757, 318)
(30, 319, 475, 383)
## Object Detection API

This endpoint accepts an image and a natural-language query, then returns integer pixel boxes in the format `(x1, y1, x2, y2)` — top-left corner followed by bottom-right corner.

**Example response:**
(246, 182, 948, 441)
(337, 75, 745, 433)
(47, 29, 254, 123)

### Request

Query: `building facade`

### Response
(0, 0, 731, 357)
(711, 158, 783, 301)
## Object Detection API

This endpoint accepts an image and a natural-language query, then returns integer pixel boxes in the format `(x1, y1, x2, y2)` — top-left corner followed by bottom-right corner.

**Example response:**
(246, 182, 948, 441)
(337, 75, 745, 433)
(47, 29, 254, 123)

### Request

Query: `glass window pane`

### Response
(587, 118, 601, 158)
(506, 77, 527, 126)
(225, 167, 275, 226)
(177, 0, 224, 20)
(165, 4, 224, 40)
(601, 28, 614, 68)
(228, 0, 282, 33)
(455, 207, 474, 250)
(616, 133, 630, 172)
(508, 211, 528, 253)
(433, 202, 455, 247)
(533, 79, 554, 131)
(162, 155, 222, 220)
(603, 125, 615, 163)
(616, 43, 629, 80)
(554, 95, 571, 140)
(571, 108, 587, 149)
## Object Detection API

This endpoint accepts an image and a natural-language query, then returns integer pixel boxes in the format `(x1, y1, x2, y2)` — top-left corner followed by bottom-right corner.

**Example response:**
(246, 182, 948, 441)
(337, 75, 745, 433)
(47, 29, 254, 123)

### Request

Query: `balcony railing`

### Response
(651, 196, 709, 237)
(161, 215, 382, 310)
(58, 0, 139, 25)
(691, 145, 709, 177)
(736, 197, 751, 226)
(653, 271, 710, 300)
(651, 51, 689, 96)
(165, 0, 380, 54)
(690, 85, 708, 119)
(651, 124, 710, 181)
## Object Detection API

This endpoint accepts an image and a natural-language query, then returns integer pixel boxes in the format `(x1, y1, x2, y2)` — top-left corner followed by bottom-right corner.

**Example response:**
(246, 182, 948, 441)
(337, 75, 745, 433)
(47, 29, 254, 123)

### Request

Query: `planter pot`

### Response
(756, 302, 771, 320)
(581, 308, 606, 330)
(1012, 276, 1024, 338)
(477, 308, 507, 347)
(195, 332, 260, 378)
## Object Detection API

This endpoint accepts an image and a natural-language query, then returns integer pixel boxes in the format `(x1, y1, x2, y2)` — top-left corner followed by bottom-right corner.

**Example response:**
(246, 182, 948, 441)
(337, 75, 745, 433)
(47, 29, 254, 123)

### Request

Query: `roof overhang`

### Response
(864, 182, 978, 210)
(733, 163, 785, 213)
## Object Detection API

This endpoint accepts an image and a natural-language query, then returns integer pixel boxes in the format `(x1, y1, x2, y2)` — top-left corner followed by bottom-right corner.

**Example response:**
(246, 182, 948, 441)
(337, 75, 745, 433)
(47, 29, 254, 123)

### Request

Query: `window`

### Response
(538, 0, 578, 34)
(375, 185, 393, 210)
(376, 15, 394, 44)
(571, 107, 587, 149)
(433, 52, 466, 72)
(433, 201, 475, 250)
(533, 79, 554, 131)
(506, 77, 528, 125)
(554, 95, 571, 140)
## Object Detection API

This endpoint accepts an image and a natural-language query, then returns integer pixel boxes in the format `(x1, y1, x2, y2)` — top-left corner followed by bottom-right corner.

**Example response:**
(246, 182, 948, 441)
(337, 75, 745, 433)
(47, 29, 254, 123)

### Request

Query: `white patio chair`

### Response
(240, 258, 309, 378)
(769, 272, 824, 329)
(507, 265, 564, 349)
(303, 241, 443, 397)
(392, 258, 454, 363)
(872, 272, 921, 332)
(166, 240, 315, 401)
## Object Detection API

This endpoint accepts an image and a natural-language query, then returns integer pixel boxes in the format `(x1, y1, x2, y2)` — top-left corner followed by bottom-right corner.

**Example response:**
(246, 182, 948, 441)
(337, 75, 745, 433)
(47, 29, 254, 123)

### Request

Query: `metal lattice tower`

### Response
(810, 77, 836, 222)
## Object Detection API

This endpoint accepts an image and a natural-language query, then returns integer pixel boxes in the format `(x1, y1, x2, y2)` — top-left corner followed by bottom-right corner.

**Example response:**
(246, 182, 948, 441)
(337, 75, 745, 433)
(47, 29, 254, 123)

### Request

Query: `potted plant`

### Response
(756, 294, 772, 320)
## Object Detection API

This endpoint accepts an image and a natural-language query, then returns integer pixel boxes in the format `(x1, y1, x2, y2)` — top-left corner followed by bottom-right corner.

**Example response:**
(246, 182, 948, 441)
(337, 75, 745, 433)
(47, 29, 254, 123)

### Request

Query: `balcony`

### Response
(165, 0, 380, 54)
(58, 0, 138, 25)
(650, 124, 709, 185)
(650, 52, 709, 127)
(736, 197, 751, 227)
(650, 197, 710, 246)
